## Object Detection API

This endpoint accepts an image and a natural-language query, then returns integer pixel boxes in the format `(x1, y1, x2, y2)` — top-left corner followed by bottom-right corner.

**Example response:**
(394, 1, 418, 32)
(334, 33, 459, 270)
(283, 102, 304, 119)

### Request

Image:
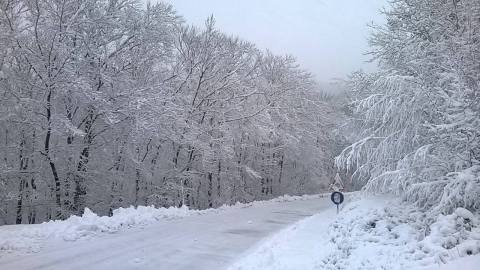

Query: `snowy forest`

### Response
(1, 0, 479, 228)
(0, 0, 340, 225)
(337, 0, 480, 215)
(1, 1, 479, 269)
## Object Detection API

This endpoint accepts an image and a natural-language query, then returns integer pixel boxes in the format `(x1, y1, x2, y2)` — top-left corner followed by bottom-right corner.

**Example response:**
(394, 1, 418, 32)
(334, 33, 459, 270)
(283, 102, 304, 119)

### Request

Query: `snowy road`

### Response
(0, 196, 330, 270)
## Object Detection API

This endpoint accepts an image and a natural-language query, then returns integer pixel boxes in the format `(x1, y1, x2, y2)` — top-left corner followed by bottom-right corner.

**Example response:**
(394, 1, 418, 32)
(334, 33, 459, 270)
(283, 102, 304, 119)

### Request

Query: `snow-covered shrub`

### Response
(424, 207, 480, 261)
(318, 198, 480, 269)
(435, 167, 480, 214)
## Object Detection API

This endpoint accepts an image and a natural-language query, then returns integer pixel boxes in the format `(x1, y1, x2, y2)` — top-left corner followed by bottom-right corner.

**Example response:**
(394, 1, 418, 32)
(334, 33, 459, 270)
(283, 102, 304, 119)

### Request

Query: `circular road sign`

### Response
(330, 191, 344, 205)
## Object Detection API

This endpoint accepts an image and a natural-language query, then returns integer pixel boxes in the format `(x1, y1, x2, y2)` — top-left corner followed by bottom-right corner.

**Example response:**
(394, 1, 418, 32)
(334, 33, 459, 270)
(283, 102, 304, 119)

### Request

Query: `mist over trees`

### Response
(0, 0, 339, 225)
(336, 0, 480, 214)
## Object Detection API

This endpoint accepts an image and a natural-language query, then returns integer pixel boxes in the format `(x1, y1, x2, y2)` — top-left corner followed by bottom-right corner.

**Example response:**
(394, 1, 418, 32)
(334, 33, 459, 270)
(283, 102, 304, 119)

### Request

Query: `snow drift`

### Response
(0, 193, 327, 253)
(229, 195, 480, 270)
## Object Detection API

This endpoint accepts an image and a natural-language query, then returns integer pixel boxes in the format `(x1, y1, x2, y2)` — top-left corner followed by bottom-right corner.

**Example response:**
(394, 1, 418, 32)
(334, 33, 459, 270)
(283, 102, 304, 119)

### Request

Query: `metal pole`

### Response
(337, 204, 339, 214)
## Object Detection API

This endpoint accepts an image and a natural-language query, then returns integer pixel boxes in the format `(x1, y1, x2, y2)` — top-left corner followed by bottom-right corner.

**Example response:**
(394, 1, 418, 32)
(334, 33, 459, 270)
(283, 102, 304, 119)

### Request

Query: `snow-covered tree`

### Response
(336, 0, 480, 214)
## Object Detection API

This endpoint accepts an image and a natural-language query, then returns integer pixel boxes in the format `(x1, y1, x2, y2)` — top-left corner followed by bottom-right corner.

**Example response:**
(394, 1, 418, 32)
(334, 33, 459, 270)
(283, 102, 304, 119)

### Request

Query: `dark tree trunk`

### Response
(16, 131, 29, 224)
(217, 161, 221, 198)
(44, 88, 63, 219)
(73, 107, 95, 215)
(15, 179, 25, 224)
(207, 172, 213, 207)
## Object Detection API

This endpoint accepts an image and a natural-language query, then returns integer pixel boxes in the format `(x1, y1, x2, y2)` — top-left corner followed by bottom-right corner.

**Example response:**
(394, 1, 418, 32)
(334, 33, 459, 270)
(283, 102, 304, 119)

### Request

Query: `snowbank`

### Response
(0, 193, 328, 253)
(0, 205, 194, 253)
(229, 195, 480, 270)
(420, 254, 480, 270)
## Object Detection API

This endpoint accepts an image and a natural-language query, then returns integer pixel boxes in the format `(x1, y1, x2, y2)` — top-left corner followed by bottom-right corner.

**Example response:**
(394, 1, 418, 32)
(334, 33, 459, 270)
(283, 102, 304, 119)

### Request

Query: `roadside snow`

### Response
(0, 195, 331, 270)
(420, 254, 480, 269)
(0, 206, 194, 253)
(0, 193, 327, 253)
(229, 195, 480, 270)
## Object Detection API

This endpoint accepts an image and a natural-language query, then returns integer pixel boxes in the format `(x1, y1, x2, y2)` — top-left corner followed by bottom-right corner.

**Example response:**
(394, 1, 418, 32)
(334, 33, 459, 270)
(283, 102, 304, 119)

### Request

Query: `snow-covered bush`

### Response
(320, 199, 480, 269)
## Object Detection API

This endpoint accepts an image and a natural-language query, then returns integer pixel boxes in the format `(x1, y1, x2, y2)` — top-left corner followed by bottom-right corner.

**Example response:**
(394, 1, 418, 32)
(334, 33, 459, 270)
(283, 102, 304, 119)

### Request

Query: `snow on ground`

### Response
(2, 193, 478, 270)
(229, 194, 480, 270)
(0, 205, 194, 253)
(0, 194, 331, 270)
(420, 254, 480, 270)
(0, 193, 326, 254)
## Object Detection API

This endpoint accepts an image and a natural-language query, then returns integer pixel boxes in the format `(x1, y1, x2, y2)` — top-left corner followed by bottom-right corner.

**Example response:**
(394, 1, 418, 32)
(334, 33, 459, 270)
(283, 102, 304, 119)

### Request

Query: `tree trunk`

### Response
(45, 88, 62, 219)
(16, 131, 29, 224)
(73, 107, 95, 215)
(15, 179, 25, 224)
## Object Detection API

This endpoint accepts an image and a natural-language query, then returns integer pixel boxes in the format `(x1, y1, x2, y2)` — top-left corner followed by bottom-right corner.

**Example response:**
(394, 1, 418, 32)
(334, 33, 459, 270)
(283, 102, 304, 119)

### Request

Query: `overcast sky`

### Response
(155, 0, 387, 83)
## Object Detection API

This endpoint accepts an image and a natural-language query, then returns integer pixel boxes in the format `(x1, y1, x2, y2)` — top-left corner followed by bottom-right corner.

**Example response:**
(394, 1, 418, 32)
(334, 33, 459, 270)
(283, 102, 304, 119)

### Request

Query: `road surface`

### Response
(0, 196, 331, 270)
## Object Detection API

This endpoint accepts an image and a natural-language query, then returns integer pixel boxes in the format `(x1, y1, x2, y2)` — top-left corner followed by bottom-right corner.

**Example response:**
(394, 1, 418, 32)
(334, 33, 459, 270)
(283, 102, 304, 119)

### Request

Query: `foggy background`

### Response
(158, 0, 387, 85)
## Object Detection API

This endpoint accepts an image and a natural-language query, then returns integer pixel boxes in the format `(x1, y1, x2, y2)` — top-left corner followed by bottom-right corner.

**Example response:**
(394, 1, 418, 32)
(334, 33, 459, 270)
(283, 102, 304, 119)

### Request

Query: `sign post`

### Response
(330, 191, 344, 214)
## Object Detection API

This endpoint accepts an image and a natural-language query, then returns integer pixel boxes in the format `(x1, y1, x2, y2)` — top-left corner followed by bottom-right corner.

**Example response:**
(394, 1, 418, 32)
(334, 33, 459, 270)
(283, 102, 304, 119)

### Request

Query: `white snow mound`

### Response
(229, 195, 480, 270)
(0, 193, 328, 253)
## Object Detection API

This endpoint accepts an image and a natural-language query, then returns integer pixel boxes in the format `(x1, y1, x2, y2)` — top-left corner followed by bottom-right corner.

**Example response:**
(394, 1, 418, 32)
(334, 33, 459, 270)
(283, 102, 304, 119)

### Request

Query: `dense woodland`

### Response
(337, 0, 480, 215)
(1, 0, 478, 226)
(0, 0, 340, 225)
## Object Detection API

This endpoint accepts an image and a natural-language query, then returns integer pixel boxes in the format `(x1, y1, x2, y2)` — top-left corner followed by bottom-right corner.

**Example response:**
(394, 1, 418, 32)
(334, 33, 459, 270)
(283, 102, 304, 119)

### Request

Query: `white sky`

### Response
(153, 0, 387, 83)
